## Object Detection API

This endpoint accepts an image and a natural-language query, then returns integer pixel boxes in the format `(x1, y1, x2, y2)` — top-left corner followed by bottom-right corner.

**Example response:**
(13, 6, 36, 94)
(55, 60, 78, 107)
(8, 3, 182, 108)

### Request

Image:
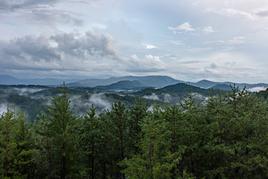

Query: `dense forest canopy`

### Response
(0, 87, 268, 178)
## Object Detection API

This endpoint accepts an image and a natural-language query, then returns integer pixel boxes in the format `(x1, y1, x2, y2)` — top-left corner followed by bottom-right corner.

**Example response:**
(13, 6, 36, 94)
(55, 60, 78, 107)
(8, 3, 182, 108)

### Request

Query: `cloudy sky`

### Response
(1, 0, 268, 82)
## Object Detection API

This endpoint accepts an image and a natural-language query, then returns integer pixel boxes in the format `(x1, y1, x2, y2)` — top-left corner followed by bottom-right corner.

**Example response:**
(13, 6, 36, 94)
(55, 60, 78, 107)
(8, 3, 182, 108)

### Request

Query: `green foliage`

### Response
(123, 110, 175, 179)
(0, 112, 36, 178)
(0, 88, 268, 178)
(78, 106, 106, 178)
(47, 93, 78, 178)
(0, 112, 17, 178)
(33, 93, 79, 178)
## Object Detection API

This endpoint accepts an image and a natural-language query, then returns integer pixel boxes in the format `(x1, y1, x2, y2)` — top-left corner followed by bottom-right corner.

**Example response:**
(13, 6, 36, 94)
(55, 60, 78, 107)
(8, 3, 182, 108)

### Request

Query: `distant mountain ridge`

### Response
(0, 75, 20, 85)
(70, 77, 268, 91)
(68, 75, 181, 88)
(136, 83, 221, 96)
(191, 79, 268, 92)
(210, 84, 233, 91)
(95, 80, 147, 91)
(191, 80, 217, 89)
(0, 75, 268, 92)
(0, 75, 75, 86)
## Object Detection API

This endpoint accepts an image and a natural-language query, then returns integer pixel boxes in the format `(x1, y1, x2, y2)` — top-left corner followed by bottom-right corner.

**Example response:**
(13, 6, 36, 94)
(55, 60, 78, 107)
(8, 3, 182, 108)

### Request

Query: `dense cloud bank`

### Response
(0, 31, 119, 77)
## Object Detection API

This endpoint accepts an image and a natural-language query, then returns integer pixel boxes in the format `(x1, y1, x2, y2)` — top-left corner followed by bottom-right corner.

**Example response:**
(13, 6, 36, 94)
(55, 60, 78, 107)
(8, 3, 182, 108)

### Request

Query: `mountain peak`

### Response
(68, 75, 181, 88)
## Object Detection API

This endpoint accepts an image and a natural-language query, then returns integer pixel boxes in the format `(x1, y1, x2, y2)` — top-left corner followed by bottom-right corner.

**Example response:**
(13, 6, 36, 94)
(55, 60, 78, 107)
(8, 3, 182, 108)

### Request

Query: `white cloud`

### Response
(145, 54, 160, 61)
(143, 43, 158, 49)
(207, 8, 256, 20)
(228, 36, 245, 45)
(248, 87, 267, 92)
(169, 23, 215, 34)
(0, 104, 8, 115)
(143, 93, 159, 101)
(158, 51, 264, 83)
(168, 22, 195, 33)
(89, 93, 111, 110)
(126, 54, 165, 72)
(170, 40, 184, 46)
(203, 26, 215, 33)
(205, 36, 246, 46)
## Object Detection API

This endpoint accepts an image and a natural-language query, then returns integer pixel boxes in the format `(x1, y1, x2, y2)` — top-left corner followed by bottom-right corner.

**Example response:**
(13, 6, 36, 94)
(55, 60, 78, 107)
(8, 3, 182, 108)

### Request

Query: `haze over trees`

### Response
(0, 87, 268, 178)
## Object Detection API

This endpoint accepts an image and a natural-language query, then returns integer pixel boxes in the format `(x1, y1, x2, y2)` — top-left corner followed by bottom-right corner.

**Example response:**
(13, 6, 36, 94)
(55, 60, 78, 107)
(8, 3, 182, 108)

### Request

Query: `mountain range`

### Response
(190, 80, 268, 91)
(1, 74, 268, 92)
(0, 75, 75, 86)
(68, 75, 181, 88)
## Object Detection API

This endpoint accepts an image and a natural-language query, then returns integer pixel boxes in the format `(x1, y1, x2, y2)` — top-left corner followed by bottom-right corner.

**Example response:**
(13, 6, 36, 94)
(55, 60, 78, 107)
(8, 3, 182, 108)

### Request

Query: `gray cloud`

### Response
(51, 32, 116, 58)
(0, 0, 57, 11)
(4, 31, 115, 59)
(88, 93, 111, 111)
(143, 93, 160, 101)
(30, 8, 83, 26)
(1, 0, 268, 82)
(255, 10, 268, 17)
(0, 31, 117, 72)
(0, 0, 83, 27)
(1, 36, 61, 62)
(124, 54, 165, 73)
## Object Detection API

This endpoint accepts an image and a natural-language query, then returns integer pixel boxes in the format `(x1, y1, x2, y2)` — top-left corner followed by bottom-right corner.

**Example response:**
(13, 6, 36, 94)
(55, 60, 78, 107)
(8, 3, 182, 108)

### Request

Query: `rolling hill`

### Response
(0, 75, 75, 86)
(95, 80, 147, 91)
(68, 75, 181, 88)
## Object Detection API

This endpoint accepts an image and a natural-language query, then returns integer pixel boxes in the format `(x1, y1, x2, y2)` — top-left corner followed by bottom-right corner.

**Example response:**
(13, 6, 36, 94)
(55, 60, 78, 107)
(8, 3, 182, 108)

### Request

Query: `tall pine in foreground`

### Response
(0, 112, 17, 178)
(109, 102, 128, 179)
(34, 90, 79, 179)
(0, 112, 36, 178)
(128, 99, 147, 154)
(14, 113, 36, 178)
(123, 107, 176, 179)
(48, 92, 78, 178)
(79, 106, 105, 179)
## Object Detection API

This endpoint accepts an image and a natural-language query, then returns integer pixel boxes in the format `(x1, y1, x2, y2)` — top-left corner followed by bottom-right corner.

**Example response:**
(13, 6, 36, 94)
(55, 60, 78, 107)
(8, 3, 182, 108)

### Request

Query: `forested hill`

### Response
(0, 88, 268, 178)
(0, 83, 223, 121)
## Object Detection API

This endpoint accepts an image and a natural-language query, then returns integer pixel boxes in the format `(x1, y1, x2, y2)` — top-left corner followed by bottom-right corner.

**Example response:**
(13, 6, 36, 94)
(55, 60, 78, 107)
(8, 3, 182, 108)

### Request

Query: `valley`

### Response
(1, 75, 267, 121)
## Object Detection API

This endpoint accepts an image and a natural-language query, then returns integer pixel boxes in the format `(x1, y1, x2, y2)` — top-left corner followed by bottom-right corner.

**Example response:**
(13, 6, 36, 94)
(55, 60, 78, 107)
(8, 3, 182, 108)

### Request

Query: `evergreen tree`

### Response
(79, 106, 103, 179)
(128, 99, 147, 154)
(0, 111, 17, 178)
(34, 113, 54, 178)
(47, 93, 77, 179)
(123, 108, 175, 179)
(14, 113, 36, 178)
(0, 86, 267, 178)
(163, 106, 186, 178)
(109, 102, 128, 179)
(34, 92, 78, 179)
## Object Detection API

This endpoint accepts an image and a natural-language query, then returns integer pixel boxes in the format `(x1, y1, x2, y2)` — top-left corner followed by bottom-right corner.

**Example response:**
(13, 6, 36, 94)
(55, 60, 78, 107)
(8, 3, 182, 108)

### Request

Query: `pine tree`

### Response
(123, 108, 175, 179)
(80, 106, 103, 179)
(14, 113, 36, 178)
(163, 106, 186, 178)
(128, 99, 147, 154)
(0, 111, 17, 178)
(51, 94, 75, 178)
(34, 113, 54, 178)
(109, 102, 128, 179)
(44, 92, 78, 178)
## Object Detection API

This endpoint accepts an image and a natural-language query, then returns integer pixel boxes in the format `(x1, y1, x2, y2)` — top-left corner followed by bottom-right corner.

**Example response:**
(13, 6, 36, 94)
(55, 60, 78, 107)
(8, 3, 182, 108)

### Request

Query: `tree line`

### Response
(0, 88, 268, 178)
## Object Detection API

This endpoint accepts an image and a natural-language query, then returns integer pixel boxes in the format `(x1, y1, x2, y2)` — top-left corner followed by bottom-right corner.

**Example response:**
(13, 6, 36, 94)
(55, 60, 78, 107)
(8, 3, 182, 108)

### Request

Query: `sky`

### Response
(1, 0, 268, 83)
